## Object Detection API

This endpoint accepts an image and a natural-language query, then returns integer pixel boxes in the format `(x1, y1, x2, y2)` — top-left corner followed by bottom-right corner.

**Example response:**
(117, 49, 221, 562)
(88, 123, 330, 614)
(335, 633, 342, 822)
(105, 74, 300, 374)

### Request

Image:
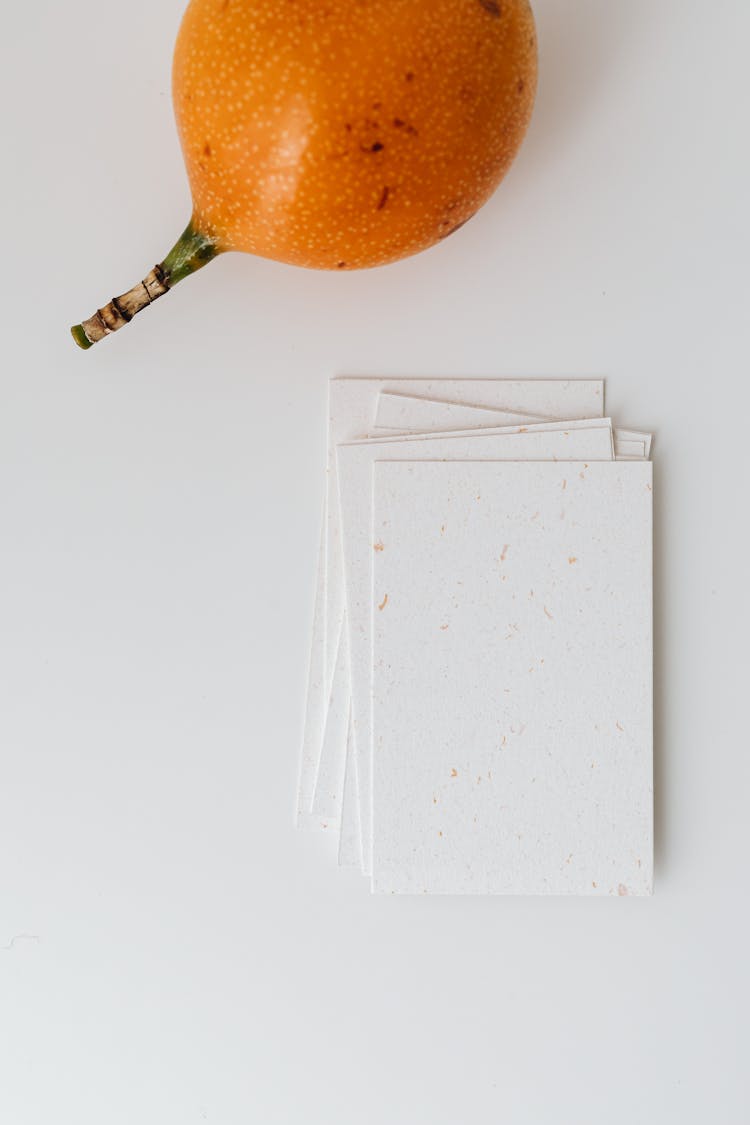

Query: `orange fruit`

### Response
(72, 0, 537, 349)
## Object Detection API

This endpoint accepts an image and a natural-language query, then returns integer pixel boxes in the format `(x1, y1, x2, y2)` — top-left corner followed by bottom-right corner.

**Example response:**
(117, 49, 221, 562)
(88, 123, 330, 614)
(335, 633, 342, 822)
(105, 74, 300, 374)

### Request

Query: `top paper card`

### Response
(372, 461, 653, 896)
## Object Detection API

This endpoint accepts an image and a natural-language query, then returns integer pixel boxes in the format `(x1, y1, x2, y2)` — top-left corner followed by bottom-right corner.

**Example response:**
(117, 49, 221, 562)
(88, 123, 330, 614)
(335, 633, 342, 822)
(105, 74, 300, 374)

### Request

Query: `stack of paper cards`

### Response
(297, 378, 653, 896)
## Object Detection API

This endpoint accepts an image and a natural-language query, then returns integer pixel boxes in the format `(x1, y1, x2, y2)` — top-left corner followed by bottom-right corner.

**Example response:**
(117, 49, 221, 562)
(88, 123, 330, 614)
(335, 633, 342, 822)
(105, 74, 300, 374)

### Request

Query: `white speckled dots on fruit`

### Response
(172, 0, 537, 269)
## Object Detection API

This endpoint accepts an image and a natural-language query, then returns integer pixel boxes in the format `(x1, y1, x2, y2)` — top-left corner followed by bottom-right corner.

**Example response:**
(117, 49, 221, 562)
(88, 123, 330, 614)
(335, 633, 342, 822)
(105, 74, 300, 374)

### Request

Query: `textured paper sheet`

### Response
(337, 715, 362, 868)
(339, 422, 615, 874)
(616, 428, 653, 457)
(615, 438, 646, 458)
(373, 392, 549, 432)
(614, 429, 653, 460)
(312, 621, 350, 817)
(372, 461, 653, 895)
(298, 378, 605, 825)
(375, 393, 651, 461)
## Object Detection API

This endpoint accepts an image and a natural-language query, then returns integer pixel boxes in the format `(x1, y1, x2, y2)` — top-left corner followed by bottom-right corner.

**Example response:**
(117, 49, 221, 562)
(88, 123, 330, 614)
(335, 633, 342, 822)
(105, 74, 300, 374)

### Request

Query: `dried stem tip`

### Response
(70, 222, 219, 349)
(73, 267, 169, 348)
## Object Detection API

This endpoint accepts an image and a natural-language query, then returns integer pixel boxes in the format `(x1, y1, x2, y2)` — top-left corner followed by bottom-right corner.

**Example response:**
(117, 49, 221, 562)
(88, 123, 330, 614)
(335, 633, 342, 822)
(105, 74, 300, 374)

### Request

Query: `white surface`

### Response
(338, 419, 615, 872)
(372, 460, 653, 895)
(0, 0, 748, 1121)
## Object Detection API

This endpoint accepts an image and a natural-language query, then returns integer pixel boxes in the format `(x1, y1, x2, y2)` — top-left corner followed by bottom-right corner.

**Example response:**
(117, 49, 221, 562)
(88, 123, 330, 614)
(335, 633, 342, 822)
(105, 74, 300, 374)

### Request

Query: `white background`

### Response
(1, 1, 748, 1121)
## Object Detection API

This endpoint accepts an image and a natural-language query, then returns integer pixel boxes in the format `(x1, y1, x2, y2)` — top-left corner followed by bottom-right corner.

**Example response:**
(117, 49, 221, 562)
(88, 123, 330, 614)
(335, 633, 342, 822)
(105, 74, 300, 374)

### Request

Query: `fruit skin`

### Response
(173, 0, 537, 270)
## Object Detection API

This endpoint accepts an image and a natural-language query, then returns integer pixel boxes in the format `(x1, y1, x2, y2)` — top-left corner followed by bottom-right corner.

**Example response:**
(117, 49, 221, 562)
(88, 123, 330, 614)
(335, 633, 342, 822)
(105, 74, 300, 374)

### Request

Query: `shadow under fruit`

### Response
(71, 0, 537, 349)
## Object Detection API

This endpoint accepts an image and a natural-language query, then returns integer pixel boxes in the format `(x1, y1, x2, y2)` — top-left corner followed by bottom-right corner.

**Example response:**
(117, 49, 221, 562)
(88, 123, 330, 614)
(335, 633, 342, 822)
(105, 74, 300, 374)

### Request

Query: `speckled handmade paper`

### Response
(374, 393, 651, 462)
(372, 461, 653, 895)
(373, 391, 548, 433)
(298, 378, 605, 826)
(339, 422, 615, 874)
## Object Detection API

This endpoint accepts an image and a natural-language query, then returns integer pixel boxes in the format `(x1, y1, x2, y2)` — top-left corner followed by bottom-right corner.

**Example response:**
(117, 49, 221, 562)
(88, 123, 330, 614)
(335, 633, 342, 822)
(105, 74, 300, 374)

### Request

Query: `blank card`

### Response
(337, 714, 362, 868)
(374, 393, 652, 461)
(372, 392, 548, 432)
(339, 422, 616, 873)
(372, 461, 653, 895)
(298, 378, 605, 824)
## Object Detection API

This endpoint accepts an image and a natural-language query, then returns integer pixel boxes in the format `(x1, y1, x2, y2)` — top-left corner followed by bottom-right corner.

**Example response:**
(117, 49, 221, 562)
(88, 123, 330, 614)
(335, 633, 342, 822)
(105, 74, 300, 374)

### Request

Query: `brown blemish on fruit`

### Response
(377, 186, 390, 210)
(203, 142, 212, 157)
(170, 0, 537, 274)
(438, 216, 473, 240)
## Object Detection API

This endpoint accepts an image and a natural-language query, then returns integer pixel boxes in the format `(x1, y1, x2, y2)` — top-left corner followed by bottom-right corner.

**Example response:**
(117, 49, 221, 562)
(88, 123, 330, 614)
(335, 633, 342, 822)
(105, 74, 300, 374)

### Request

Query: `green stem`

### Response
(161, 221, 219, 285)
(70, 220, 221, 350)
